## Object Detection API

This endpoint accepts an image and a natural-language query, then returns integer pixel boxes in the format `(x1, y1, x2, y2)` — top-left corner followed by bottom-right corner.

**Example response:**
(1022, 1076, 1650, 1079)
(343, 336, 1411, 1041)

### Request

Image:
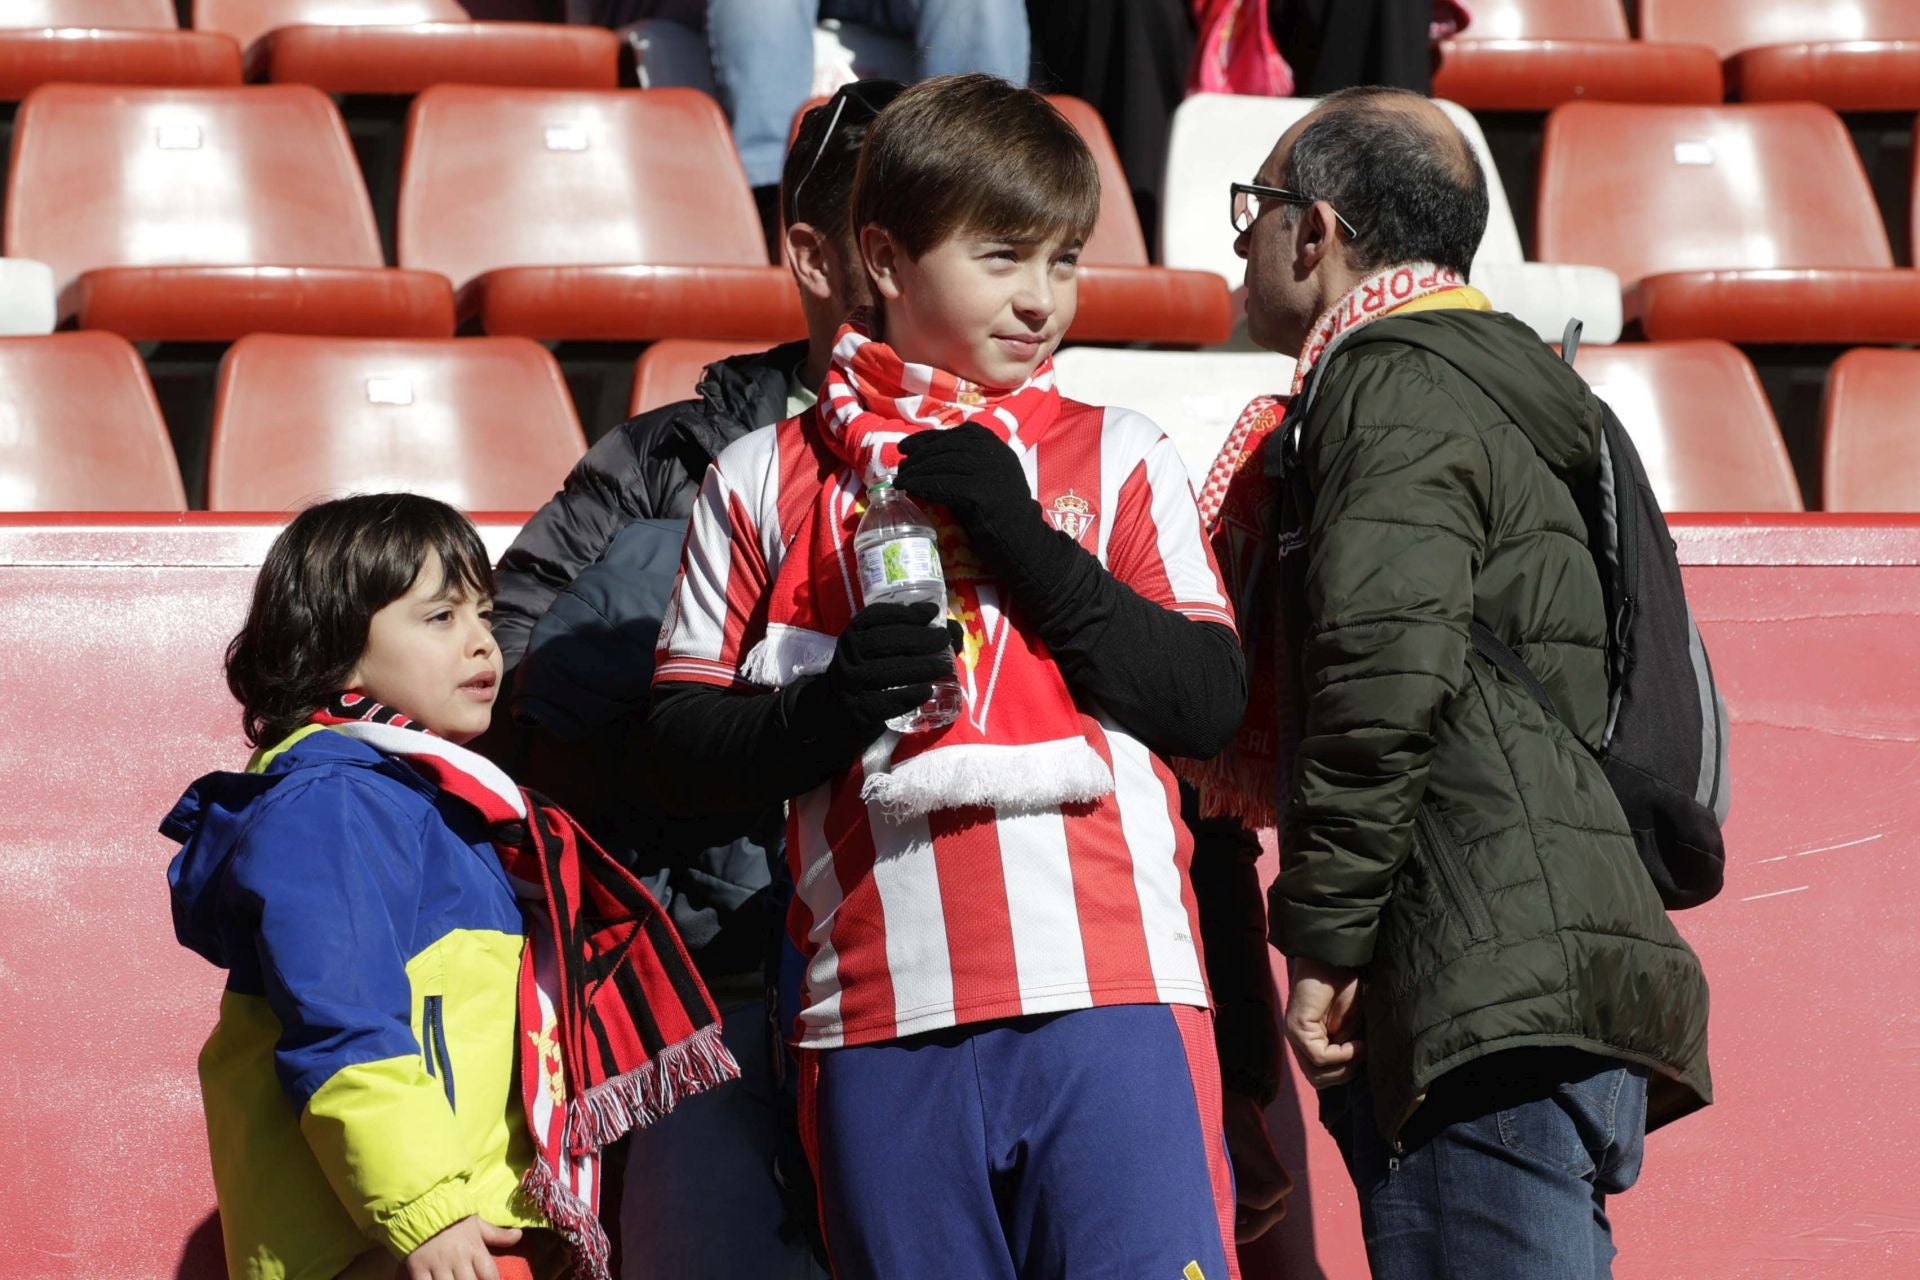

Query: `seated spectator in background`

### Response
(1028, 0, 1197, 255)
(1274, 0, 1469, 94)
(164, 494, 733, 1280)
(573, 1, 1028, 248)
(485, 80, 899, 1279)
(647, 73, 1249, 1279)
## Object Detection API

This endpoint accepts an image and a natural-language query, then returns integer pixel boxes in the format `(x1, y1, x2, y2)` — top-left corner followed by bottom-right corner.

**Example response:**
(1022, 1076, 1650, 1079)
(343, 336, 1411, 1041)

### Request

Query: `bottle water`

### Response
(853, 479, 963, 733)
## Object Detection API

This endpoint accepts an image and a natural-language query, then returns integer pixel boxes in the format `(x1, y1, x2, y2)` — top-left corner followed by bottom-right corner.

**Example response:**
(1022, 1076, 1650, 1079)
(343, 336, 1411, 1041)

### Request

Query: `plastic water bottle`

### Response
(853, 478, 963, 733)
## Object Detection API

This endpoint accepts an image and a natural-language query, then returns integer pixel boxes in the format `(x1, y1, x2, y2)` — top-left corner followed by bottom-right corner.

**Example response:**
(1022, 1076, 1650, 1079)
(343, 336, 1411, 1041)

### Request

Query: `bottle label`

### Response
(858, 536, 942, 597)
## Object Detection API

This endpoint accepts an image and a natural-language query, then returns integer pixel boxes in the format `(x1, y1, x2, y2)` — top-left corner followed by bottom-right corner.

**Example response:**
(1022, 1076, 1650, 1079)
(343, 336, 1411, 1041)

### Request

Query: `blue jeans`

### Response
(1325, 1049, 1649, 1280)
(706, 0, 1031, 186)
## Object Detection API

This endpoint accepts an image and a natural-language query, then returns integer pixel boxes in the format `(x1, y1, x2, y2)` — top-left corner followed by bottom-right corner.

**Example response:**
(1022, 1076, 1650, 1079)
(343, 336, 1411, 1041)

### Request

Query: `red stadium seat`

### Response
(1572, 341, 1801, 511)
(1046, 95, 1233, 345)
(398, 85, 802, 343)
(194, 0, 620, 94)
(205, 335, 586, 511)
(1641, 0, 1920, 111)
(0, 332, 185, 511)
(0, 1, 241, 97)
(3, 84, 454, 340)
(630, 338, 766, 417)
(1432, 0, 1722, 110)
(1821, 348, 1920, 511)
(1537, 102, 1920, 343)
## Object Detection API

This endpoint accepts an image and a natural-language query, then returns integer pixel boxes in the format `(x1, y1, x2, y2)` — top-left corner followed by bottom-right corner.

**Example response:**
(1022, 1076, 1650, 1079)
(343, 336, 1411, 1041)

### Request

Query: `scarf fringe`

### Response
(567, 1022, 742, 1149)
(1172, 752, 1281, 830)
(861, 737, 1114, 822)
(519, 1155, 612, 1280)
(740, 624, 837, 689)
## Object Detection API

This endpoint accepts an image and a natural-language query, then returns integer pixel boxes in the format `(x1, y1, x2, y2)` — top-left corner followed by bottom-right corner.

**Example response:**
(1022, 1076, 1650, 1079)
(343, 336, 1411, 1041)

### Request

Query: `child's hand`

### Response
(896, 424, 1037, 558)
(404, 1215, 522, 1280)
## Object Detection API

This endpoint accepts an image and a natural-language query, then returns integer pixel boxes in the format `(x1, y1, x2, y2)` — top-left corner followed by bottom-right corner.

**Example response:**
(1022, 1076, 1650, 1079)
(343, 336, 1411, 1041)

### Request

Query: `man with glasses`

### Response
(1216, 87, 1711, 1278)
(485, 81, 903, 1279)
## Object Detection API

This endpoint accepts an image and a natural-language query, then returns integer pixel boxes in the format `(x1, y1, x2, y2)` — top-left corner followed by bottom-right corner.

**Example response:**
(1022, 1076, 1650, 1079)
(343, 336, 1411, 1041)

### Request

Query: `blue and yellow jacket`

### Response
(164, 727, 547, 1280)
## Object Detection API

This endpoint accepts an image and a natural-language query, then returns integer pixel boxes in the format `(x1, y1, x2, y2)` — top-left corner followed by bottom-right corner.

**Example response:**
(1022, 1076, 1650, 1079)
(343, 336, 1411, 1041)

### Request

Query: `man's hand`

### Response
(1283, 955, 1365, 1089)
(404, 1216, 522, 1280)
(1223, 1089, 1292, 1243)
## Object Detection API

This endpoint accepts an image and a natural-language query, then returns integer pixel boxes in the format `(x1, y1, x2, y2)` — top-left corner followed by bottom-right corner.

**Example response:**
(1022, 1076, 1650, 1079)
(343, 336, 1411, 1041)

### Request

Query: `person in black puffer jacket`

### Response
(481, 85, 899, 1280)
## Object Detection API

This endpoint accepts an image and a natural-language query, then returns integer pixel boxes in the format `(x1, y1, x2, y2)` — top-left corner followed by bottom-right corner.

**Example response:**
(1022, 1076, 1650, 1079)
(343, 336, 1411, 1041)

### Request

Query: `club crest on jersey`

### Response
(1047, 489, 1098, 543)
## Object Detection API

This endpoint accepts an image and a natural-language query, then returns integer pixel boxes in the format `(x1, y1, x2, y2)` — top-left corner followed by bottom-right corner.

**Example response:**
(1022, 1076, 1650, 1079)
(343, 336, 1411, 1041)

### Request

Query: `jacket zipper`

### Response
(1415, 805, 1494, 942)
(423, 995, 456, 1112)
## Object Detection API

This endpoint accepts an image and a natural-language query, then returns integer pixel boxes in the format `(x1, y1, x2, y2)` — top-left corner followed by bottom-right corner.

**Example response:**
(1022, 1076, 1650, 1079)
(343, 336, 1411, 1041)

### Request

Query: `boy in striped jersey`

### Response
(646, 74, 1249, 1279)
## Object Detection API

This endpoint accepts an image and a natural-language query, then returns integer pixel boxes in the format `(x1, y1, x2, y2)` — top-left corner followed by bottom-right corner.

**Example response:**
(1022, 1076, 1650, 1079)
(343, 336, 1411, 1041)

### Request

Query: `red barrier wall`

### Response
(2, 514, 1916, 1278)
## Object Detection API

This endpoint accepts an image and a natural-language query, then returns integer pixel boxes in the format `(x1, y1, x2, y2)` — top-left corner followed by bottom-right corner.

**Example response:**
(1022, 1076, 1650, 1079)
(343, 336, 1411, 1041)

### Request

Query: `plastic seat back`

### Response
(4, 83, 385, 295)
(629, 339, 764, 417)
(1640, 0, 1920, 59)
(1573, 340, 1801, 511)
(1458, 0, 1629, 39)
(206, 335, 586, 511)
(1823, 348, 1920, 511)
(1538, 102, 1891, 284)
(398, 85, 768, 291)
(0, 332, 185, 511)
(1161, 94, 1525, 285)
(1046, 95, 1150, 266)
(0, 1, 177, 27)
(1051, 348, 1296, 486)
(194, 0, 468, 55)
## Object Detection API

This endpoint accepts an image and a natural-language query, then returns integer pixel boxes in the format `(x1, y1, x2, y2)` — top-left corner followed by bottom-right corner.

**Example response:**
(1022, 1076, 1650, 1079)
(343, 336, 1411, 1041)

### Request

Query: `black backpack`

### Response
(1282, 319, 1731, 910)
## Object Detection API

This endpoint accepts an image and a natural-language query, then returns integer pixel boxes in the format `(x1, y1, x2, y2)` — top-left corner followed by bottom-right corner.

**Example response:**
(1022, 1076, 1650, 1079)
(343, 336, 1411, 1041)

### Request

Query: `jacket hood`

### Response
(673, 339, 810, 461)
(162, 730, 423, 969)
(1340, 308, 1606, 486)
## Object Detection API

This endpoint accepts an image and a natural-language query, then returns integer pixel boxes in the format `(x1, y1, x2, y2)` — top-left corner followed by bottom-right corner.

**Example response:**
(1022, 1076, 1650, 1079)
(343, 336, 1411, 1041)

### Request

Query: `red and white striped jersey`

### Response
(655, 399, 1237, 1047)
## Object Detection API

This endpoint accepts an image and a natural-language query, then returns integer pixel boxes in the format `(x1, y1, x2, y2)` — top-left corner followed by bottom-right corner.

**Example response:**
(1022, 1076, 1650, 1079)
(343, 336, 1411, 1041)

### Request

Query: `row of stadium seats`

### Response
(0, 1, 620, 98)
(12, 331, 1915, 515)
(4, 2, 1915, 113)
(1435, 0, 1920, 111)
(0, 83, 1229, 347)
(3, 82, 1916, 351)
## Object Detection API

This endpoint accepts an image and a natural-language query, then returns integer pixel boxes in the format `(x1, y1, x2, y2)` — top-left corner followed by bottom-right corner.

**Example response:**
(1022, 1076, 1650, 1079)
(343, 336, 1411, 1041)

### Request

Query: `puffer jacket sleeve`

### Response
(492, 407, 678, 671)
(230, 775, 478, 1257)
(1269, 355, 1490, 970)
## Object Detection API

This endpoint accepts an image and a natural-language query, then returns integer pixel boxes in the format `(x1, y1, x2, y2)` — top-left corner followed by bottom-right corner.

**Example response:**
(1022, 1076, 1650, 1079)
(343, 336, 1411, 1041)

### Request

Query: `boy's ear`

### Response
(784, 221, 834, 303)
(860, 223, 906, 303)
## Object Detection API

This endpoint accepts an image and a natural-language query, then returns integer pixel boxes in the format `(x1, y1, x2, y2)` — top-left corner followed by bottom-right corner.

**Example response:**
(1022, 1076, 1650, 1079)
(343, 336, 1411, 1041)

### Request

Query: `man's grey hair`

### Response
(1280, 87, 1490, 278)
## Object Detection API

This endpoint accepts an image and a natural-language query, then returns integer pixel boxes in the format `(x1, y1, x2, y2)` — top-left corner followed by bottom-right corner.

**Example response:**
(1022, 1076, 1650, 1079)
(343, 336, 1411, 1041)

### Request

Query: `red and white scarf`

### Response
(1177, 263, 1487, 825)
(312, 695, 739, 1280)
(739, 313, 1113, 820)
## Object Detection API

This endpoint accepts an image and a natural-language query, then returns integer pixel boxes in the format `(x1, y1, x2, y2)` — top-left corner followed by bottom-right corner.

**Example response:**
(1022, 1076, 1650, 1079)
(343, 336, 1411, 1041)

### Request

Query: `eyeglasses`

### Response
(1230, 181, 1359, 240)
(784, 79, 905, 229)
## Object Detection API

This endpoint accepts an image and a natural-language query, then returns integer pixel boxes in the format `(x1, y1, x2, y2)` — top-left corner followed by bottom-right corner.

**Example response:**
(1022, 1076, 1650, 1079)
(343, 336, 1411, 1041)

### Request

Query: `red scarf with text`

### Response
(739, 314, 1113, 820)
(1176, 263, 1481, 825)
(312, 695, 738, 1280)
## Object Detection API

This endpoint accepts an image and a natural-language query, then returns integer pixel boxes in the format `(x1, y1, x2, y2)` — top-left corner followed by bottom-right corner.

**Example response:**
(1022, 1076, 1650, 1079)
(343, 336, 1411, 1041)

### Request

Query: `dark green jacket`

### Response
(1269, 306, 1711, 1138)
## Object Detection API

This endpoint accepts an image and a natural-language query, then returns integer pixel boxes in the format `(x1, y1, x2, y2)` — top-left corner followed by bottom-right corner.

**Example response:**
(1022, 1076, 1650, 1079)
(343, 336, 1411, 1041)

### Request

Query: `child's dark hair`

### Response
(225, 493, 495, 748)
(853, 73, 1101, 260)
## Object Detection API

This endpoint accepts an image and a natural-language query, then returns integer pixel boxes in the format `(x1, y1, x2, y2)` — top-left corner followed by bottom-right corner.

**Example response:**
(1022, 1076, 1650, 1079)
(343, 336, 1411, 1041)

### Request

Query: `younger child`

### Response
(164, 494, 736, 1280)
(647, 75, 1249, 1278)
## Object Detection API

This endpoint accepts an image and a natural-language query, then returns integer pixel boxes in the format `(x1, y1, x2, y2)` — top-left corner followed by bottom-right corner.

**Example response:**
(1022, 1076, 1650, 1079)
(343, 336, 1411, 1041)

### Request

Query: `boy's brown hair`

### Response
(853, 73, 1101, 259)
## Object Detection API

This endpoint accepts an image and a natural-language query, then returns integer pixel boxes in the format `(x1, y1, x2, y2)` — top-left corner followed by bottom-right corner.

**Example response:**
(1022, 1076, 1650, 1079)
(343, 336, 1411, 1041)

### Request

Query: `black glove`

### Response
(789, 600, 956, 746)
(895, 424, 1052, 574)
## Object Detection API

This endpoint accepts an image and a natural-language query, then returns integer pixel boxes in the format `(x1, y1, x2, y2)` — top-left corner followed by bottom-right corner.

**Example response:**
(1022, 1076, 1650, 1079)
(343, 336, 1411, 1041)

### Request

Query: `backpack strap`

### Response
(1561, 317, 1584, 367)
